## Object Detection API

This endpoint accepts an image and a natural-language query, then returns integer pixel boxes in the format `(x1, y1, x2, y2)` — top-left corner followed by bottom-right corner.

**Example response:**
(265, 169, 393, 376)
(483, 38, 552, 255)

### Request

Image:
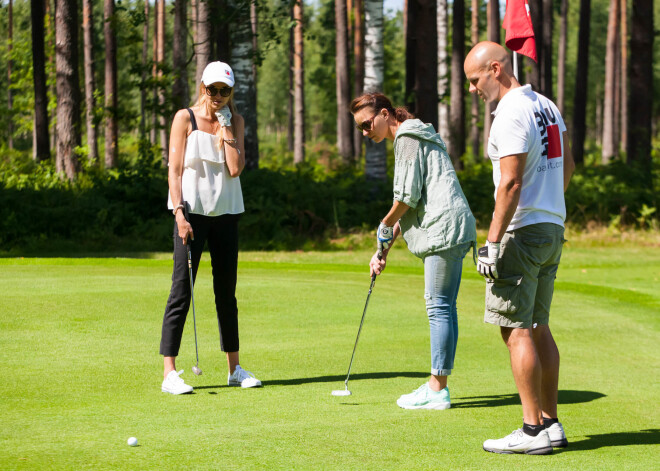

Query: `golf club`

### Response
(182, 203, 203, 377)
(186, 243, 202, 376)
(332, 254, 381, 397)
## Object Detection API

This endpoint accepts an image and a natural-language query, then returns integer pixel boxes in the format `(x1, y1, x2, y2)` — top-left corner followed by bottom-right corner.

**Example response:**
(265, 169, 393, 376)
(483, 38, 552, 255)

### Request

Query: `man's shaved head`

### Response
(464, 41, 513, 76)
(463, 41, 519, 103)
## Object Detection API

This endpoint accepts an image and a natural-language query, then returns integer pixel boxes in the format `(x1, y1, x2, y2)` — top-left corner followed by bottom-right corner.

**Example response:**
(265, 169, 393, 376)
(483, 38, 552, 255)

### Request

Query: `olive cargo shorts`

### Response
(484, 223, 565, 328)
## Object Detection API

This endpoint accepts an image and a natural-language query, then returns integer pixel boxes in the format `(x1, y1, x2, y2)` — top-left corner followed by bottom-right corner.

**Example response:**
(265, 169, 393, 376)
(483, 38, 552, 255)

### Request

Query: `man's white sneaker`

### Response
(483, 428, 553, 455)
(227, 365, 262, 388)
(161, 369, 193, 395)
(546, 422, 568, 447)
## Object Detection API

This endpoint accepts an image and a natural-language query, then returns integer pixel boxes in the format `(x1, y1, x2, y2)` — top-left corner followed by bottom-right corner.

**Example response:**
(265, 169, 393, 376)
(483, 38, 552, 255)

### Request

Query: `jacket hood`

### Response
(394, 119, 447, 151)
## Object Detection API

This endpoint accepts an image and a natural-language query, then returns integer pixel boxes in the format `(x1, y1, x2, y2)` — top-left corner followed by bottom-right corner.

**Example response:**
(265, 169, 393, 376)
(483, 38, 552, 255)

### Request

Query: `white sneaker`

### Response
(396, 383, 451, 410)
(546, 422, 568, 447)
(483, 428, 553, 455)
(161, 369, 193, 395)
(227, 365, 262, 388)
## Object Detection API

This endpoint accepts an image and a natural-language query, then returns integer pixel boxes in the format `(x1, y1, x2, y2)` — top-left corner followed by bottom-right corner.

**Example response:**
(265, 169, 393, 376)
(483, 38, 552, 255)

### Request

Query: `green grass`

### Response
(1, 244, 658, 470)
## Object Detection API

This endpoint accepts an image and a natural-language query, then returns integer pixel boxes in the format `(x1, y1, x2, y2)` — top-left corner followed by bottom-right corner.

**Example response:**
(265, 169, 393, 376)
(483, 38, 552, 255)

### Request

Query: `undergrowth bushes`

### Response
(0, 158, 657, 254)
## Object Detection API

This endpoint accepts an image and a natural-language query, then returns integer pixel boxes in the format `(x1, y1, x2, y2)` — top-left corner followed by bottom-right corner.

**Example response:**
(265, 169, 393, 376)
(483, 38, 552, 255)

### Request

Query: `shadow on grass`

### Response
(557, 429, 659, 452)
(194, 371, 428, 390)
(452, 390, 606, 408)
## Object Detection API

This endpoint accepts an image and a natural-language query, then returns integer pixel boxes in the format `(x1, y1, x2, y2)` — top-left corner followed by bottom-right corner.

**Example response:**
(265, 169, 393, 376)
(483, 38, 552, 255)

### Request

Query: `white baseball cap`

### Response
(201, 61, 235, 87)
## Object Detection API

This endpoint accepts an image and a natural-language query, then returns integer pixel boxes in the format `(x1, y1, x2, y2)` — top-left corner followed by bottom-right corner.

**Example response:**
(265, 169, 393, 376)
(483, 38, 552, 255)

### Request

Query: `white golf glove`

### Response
(377, 222, 394, 255)
(477, 241, 500, 280)
(215, 106, 232, 127)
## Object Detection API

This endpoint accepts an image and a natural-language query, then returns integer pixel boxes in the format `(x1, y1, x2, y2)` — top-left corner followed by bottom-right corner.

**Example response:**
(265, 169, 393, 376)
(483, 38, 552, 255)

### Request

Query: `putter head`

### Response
(192, 365, 202, 376)
(331, 389, 352, 396)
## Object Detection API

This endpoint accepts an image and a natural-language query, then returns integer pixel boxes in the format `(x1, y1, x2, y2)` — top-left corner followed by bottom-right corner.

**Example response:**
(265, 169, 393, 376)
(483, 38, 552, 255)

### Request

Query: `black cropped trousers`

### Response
(159, 213, 240, 357)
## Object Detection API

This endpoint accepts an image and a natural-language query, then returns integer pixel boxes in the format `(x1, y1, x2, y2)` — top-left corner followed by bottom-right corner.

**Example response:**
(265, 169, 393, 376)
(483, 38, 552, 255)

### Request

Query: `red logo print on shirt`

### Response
(546, 124, 561, 159)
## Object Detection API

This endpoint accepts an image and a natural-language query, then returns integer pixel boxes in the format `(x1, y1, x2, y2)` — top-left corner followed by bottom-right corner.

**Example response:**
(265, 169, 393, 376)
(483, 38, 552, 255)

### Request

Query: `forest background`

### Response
(0, 0, 658, 254)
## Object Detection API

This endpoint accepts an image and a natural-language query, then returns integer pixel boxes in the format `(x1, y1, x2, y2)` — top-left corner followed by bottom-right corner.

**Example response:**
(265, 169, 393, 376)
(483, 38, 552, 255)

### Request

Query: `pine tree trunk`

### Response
(293, 0, 305, 164)
(195, 0, 211, 84)
(55, 0, 81, 179)
(230, 0, 259, 170)
(140, 0, 149, 139)
(448, 0, 464, 168)
(556, 0, 567, 114)
(484, 0, 499, 159)
(287, 12, 294, 152)
(437, 0, 449, 140)
(83, 0, 98, 164)
(173, 0, 189, 111)
(572, 0, 591, 165)
(528, 0, 542, 91)
(336, 0, 354, 164)
(104, 0, 118, 168)
(151, 2, 158, 144)
(8, 0, 13, 150)
(602, 0, 620, 163)
(541, 0, 553, 99)
(470, 0, 479, 161)
(352, 0, 364, 159)
(31, 0, 50, 161)
(627, 0, 653, 178)
(157, 0, 168, 165)
(619, 0, 628, 152)
(406, 0, 437, 128)
(363, 0, 386, 181)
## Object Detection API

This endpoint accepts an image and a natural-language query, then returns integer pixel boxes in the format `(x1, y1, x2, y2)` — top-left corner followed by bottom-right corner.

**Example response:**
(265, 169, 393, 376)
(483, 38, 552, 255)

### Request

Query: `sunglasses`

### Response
(355, 111, 380, 132)
(205, 86, 232, 97)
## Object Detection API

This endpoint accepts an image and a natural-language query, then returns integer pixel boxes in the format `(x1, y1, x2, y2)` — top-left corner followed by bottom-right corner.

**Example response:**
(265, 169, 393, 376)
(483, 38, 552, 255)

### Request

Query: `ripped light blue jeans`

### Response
(424, 243, 470, 376)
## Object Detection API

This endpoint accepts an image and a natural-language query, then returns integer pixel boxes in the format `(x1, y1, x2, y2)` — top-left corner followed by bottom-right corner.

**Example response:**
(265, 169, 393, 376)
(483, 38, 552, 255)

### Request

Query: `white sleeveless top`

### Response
(167, 129, 244, 216)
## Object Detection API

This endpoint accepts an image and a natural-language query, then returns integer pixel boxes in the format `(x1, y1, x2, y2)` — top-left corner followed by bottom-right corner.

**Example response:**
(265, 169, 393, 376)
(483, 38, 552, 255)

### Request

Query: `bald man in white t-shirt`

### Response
(464, 41, 576, 455)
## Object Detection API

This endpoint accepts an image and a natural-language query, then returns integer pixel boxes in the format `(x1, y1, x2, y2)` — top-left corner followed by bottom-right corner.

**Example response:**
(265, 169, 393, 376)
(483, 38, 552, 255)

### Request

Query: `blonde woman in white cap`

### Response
(159, 61, 261, 394)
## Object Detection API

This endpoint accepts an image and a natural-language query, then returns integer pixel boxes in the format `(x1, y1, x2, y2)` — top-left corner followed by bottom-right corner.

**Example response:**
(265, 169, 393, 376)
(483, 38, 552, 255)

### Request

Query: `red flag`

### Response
(503, 0, 537, 62)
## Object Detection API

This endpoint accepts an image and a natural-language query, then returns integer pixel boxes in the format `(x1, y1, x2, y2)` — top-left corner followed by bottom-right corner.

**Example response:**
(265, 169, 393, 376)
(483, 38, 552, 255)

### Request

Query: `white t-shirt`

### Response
(167, 130, 244, 216)
(488, 84, 566, 230)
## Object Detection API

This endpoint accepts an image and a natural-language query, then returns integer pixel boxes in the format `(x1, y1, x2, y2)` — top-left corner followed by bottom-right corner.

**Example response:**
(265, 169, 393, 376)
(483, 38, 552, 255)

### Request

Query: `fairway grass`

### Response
(0, 244, 658, 470)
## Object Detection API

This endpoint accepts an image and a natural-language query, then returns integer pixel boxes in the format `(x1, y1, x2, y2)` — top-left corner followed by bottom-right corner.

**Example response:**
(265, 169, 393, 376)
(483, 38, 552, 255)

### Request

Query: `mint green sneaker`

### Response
(396, 382, 451, 410)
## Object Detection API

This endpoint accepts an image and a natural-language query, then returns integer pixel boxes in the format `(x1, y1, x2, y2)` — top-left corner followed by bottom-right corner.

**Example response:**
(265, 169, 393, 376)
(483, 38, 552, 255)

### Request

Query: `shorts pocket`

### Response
(486, 275, 523, 315)
(521, 236, 553, 248)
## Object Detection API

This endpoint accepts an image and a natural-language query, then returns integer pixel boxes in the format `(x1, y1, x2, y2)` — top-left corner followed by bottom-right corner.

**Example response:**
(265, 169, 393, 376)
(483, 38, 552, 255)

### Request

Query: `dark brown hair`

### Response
(350, 92, 414, 122)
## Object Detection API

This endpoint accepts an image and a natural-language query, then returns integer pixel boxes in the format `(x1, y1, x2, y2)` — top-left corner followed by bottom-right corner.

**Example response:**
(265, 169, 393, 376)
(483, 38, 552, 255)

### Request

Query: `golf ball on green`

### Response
(127, 437, 138, 447)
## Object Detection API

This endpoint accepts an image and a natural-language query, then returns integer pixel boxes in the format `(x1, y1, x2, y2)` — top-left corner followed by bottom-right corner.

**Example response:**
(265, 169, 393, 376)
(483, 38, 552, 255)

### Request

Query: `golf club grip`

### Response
(371, 253, 383, 281)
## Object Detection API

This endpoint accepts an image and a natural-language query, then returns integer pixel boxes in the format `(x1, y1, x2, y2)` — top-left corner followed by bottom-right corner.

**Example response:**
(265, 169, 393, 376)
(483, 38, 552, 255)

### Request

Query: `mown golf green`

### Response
(1, 241, 658, 470)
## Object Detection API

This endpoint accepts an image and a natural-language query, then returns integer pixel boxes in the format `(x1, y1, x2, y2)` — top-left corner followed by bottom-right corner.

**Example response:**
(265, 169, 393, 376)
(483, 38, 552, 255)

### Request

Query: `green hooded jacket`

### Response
(393, 119, 477, 259)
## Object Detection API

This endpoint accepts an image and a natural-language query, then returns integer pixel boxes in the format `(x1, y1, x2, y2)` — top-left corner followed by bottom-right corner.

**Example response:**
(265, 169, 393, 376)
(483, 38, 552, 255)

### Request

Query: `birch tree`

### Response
(363, 0, 386, 181)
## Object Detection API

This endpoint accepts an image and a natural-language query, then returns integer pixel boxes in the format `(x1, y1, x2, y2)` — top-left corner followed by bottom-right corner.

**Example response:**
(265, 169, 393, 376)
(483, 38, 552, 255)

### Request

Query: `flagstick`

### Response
(513, 51, 519, 80)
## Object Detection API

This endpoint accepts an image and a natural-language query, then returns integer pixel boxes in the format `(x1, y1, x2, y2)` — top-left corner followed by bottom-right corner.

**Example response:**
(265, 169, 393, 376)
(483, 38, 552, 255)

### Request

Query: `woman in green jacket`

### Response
(351, 92, 477, 410)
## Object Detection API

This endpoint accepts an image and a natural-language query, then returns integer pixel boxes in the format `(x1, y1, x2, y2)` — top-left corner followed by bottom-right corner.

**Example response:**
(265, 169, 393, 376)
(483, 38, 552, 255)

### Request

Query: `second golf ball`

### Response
(127, 437, 138, 447)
